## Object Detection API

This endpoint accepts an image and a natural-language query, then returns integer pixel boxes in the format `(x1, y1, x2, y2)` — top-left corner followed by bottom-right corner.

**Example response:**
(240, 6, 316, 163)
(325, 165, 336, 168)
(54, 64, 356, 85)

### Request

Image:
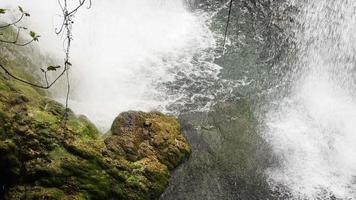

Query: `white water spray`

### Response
(265, 1, 356, 199)
(68, 0, 219, 130)
(0, 0, 220, 131)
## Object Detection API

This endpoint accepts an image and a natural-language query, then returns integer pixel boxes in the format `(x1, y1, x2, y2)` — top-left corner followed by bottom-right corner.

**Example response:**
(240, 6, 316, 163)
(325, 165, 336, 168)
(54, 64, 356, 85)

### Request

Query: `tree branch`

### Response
(0, 2, 90, 123)
(0, 13, 24, 29)
(0, 63, 69, 89)
(223, 0, 234, 51)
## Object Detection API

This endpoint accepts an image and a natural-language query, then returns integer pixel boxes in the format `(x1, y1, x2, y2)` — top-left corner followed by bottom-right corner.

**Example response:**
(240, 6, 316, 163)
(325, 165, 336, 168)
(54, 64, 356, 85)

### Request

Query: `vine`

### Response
(55, 0, 92, 119)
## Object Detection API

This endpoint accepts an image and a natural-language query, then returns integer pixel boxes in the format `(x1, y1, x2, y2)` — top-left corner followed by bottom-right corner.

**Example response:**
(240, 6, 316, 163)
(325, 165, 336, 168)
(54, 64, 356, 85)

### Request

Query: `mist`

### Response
(0, 0, 217, 131)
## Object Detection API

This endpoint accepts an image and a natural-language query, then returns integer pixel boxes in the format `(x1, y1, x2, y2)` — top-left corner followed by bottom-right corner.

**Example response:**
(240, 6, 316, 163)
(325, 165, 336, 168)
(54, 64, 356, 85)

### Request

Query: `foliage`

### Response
(0, 1, 91, 123)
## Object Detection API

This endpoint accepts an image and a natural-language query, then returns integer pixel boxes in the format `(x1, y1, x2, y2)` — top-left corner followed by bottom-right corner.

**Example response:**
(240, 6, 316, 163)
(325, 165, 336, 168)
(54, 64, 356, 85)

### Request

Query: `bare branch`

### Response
(0, 2, 89, 91)
(0, 2, 90, 123)
(0, 63, 68, 89)
(0, 13, 24, 29)
(0, 26, 35, 46)
(0, 38, 35, 46)
(0, 63, 49, 89)
(68, 0, 87, 16)
(223, 0, 234, 51)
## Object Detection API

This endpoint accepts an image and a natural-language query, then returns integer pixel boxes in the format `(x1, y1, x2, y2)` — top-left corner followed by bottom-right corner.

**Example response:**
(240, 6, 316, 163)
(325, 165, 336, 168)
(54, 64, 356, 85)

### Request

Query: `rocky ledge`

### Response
(0, 73, 191, 199)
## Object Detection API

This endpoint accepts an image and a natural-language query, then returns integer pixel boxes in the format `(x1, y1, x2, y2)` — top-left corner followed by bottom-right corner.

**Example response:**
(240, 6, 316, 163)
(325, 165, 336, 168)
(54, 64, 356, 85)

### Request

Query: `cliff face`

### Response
(0, 56, 191, 199)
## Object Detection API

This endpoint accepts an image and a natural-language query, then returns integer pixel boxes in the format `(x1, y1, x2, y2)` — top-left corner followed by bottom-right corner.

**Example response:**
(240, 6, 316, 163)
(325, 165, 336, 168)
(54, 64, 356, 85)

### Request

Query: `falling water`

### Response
(2, 0, 356, 199)
(264, 1, 356, 199)
(0, 0, 233, 131)
(65, 0, 226, 130)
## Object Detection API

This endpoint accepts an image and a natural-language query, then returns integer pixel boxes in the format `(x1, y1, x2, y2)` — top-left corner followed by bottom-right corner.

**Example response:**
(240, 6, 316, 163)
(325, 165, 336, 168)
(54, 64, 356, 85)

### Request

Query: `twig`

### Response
(0, 63, 68, 89)
(0, 25, 35, 46)
(0, 2, 88, 125)
(0, 13, 24, 29)
(223, 0, 234, 52)
(0, 2, 90, 92)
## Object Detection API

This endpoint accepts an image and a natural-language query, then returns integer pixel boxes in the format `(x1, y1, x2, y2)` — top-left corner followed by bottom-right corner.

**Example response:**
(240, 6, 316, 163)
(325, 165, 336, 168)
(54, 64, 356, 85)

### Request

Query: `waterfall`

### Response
(264, 1, 356, 199)
(3, 0, 356, 198)
(67, 0, 220, 130)
(0, 0, 222, 131)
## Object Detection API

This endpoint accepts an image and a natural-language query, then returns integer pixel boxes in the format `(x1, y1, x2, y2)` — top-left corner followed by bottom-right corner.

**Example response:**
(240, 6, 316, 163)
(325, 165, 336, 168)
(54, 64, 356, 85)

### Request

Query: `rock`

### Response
(160, 100, 275, 200)
(108, 111, 191, 169)
(0, 70, 191, 199)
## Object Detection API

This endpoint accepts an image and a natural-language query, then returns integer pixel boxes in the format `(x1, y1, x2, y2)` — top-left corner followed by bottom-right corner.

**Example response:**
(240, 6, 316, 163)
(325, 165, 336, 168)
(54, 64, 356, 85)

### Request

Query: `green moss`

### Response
(0, 78, 10, 92)
(67, 115, 100, 140)
(0, 34, 191, 199)
(6, 186, 86, 200)
(15, 83, 42, 102)
(28, 187, 66, 199)
(29, 106, 59, 125)
(61, 155, 125, 199)
(48, 147, 76, 170)
(42, 98, 73, 117)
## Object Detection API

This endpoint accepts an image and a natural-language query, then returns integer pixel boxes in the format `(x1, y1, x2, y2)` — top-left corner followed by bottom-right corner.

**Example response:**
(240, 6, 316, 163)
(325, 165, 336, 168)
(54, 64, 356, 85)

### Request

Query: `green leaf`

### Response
(40, 68, 45, 72)
(24, 13, 30, 17)
(30, 31, 36, 38)
(29, 31, 40, 41)
(18, 6, 23, 13)
(0, 8, 6, 14)
(47, 65, 61, 71)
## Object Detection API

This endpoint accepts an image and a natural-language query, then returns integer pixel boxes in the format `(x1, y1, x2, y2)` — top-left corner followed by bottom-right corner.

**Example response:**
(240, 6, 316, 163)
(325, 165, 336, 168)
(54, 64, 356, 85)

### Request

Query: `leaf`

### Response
(30, 31, 36, 38)
(25, 13, 30, 17)
(47, 65, 61, 71)
(29, 31, 40, 41)
(65, 61, 72, 66)
(40, 68, 45, 72)
(0, 8, 6, 14)
(18, 6, 23, 13)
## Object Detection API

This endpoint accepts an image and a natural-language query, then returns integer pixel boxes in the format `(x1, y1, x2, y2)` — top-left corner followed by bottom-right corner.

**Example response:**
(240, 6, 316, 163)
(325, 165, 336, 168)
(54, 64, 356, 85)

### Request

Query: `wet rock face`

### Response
(160, 100, 276, 200)
(0, 72, 191, 200)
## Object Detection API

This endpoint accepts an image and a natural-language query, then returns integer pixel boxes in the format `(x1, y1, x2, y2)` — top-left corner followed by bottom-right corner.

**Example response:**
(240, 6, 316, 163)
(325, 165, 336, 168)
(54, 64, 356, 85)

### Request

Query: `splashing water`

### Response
(1, 0, 234, 131)
(5, 0, 356, 198)
(264, 1, 356, 199)
(66, 0, 228, 130)
(64, 0, 219, 130)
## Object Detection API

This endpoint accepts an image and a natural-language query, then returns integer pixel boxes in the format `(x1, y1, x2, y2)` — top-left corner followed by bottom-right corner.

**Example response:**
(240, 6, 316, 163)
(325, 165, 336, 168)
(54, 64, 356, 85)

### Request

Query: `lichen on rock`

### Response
(107, 111, 191, 169)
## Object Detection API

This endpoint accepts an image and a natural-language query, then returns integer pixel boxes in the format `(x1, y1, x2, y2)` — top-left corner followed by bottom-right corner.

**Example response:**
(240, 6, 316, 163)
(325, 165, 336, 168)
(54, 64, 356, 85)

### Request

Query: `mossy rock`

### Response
(0, 26, 191, 199)
(0, 79, 191, 199)
(109, 111, 191, 170)
(0, 72, 191, 200)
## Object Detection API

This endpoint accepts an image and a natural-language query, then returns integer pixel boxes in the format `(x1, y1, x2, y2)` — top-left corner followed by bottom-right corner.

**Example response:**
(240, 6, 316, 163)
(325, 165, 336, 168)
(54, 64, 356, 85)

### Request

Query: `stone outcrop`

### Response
(0, 69, 191, 199)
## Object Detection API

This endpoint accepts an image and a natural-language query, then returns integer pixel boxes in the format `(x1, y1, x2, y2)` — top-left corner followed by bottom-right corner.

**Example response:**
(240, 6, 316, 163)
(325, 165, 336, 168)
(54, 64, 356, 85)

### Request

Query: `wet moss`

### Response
(6, 186, 87, 200)
(0, 31, 191, 199)
(67, 115, 99, 140)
